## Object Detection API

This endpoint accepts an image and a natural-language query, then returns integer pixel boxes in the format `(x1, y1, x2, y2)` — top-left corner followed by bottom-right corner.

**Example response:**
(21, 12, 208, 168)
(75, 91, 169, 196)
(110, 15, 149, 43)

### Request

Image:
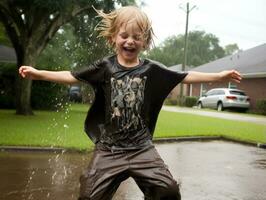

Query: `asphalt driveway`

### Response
(1, 140, 266, 200)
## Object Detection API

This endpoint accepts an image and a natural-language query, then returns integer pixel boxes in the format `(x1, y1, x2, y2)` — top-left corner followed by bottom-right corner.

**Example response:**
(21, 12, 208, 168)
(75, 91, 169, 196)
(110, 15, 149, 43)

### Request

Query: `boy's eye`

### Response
(120, 33, 128, 39)
(133, 35, 142, 41)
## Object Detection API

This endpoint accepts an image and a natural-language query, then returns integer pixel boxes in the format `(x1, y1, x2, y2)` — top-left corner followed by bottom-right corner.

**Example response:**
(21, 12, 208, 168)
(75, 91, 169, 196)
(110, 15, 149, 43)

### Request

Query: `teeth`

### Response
(123, 47, 135, 52)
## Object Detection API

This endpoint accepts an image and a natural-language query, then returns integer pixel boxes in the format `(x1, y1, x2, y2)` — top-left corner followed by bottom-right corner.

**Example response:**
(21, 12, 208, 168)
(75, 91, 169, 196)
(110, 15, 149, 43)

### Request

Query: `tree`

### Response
(224, 43, 240, 56)
(0, 0, 134, 115)
(146, 36, 184, 67)
(0, 22, 11, 46)
(147, 31, 225, 67)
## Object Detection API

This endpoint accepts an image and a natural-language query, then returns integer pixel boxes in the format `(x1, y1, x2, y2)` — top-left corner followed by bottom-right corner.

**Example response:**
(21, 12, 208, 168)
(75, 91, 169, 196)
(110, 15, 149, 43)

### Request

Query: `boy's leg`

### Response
(78, 147, 129, 200)
(129, 146, 181, 200)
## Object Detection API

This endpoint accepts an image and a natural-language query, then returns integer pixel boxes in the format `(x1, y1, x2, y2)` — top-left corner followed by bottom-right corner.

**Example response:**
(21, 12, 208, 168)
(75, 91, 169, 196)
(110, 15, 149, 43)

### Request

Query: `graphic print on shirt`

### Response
(111, 76, 147, 131)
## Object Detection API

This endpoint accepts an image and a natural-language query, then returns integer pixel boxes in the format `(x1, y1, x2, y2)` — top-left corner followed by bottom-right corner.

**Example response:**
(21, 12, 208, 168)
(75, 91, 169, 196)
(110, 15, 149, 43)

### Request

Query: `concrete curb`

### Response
(0, 136, 265, 152)
(0, 146, 90, 153)
(153, 136, 221, 143)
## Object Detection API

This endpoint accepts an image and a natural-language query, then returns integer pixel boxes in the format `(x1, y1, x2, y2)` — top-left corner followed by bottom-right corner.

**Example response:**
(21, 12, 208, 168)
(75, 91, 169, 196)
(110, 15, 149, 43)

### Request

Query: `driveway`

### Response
(162, 105, 266, 125)
(1, 140, 266, 200)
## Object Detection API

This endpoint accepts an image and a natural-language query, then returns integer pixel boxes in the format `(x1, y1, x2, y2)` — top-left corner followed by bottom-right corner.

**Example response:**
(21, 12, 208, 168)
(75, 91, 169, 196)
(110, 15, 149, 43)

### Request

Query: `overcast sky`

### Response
(141, 0, 266, 50)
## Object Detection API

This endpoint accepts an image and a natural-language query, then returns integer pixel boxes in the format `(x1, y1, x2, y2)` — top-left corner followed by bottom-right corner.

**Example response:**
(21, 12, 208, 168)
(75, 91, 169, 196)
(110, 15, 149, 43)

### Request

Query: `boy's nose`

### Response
(127, 37, 134, 44)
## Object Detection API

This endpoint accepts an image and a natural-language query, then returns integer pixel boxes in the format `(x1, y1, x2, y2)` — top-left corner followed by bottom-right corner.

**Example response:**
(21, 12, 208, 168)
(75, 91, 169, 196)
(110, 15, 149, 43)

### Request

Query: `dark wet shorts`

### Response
(78, 144, 181, 200)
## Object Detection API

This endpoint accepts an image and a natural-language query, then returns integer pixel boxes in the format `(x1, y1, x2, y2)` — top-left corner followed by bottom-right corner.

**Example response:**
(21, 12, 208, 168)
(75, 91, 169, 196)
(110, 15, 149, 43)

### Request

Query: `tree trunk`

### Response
(15, 53, 35, 115)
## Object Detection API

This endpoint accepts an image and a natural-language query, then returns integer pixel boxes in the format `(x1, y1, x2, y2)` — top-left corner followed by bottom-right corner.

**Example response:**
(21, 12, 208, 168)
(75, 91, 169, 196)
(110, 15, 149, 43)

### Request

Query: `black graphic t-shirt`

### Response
(71, 55, 188, 149)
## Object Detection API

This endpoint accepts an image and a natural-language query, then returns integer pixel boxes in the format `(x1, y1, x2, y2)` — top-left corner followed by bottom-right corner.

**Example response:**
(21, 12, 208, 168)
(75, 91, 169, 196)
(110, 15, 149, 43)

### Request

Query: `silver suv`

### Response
(197, 88, 250, 111)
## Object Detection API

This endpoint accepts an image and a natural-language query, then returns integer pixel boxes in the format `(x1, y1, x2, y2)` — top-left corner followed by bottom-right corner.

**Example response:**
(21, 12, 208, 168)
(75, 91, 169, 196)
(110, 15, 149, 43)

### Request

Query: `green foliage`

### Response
(31, 81, 68, 110)
(224, 43, 240, 56)
(37, 24, 75, 70)
(0, 22, 11, 46)
(0, 0, 136, 114)
(0, 25, 74, 110)
(256, 99, 266, 115)
(184, 96, 198, 107)
(0, 63, 16, 108)
(33, 25, 75, 110)
(0, 62, 68, 110)
(164, 98, 178, 106)
(147, 36, 184, 66)
(70, 10, 113, 67)
(147, 31, 226, 67)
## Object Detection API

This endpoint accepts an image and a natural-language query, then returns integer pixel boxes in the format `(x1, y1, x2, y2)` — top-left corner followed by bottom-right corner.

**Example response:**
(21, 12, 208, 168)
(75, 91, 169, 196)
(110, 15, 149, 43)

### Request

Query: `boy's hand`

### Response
(219, 70, 242, 83)
(19, 66, 41, 80)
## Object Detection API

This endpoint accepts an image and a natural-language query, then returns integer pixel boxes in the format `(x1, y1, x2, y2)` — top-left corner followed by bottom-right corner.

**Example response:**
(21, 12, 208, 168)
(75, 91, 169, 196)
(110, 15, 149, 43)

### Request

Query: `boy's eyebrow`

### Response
(119, 31, 142, 36)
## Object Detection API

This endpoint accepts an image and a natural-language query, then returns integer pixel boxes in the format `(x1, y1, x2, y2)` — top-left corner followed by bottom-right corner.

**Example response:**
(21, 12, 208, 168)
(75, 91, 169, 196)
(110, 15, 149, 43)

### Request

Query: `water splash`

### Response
(24, 100, 72, 199)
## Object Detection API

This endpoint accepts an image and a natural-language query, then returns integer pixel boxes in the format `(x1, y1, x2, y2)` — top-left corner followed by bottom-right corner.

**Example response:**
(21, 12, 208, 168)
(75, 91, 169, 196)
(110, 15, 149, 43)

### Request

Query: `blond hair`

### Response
(95, 6, 154, 49)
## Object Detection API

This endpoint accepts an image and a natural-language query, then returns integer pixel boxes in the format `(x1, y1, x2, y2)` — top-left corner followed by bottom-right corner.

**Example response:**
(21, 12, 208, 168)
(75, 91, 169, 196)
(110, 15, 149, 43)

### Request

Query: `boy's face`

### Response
(112, 23, 145, 64)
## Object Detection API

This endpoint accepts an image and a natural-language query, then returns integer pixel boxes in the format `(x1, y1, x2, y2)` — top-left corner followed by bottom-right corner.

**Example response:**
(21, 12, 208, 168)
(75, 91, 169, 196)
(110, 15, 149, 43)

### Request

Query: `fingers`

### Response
(19, 66, 32, 78)
(230, 70, 242, 83)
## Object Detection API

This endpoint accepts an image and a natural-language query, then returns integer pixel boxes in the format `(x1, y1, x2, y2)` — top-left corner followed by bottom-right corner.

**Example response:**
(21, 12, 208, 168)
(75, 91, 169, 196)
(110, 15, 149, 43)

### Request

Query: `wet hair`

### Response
(95, 6, 154, 49)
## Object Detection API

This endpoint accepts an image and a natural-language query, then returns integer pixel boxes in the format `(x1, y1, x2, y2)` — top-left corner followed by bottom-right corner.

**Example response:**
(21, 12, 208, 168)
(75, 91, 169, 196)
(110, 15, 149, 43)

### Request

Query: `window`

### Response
(230, 90, 246, 96)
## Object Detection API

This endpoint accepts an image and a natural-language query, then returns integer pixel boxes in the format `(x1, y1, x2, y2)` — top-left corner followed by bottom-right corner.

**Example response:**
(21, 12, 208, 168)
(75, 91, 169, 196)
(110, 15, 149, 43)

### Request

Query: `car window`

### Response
(212, 90, 218, 95)
(216, 90, 225, 95)
(230, 90, 246, 96)
(206, 90, 214, 96)
(212, 90, 221, 95)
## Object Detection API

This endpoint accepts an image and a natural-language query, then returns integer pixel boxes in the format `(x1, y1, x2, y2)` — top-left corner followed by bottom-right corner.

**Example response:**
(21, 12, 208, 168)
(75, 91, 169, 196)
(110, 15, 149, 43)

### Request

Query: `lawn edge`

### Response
(1, 136, 265, 153)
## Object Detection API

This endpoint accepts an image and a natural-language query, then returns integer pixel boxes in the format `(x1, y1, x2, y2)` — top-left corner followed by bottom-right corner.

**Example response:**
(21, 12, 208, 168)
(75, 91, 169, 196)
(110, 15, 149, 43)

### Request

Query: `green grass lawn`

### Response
(155, 111, 266, 144)
(0, 104, 265, 150)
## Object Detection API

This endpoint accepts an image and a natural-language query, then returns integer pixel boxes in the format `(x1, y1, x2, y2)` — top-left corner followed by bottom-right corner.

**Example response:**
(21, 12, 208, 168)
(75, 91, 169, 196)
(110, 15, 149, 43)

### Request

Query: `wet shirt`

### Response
(71, 55, 187, 149)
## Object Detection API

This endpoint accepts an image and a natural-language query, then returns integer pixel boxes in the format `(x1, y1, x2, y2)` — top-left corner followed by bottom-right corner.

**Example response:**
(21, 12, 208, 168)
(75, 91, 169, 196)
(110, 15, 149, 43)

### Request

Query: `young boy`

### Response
(19, 6, 241, 200)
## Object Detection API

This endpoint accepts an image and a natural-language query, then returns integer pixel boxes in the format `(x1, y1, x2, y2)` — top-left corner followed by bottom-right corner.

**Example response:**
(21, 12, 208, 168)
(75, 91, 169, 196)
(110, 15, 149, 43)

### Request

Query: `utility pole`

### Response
(179, 2, 197, 104)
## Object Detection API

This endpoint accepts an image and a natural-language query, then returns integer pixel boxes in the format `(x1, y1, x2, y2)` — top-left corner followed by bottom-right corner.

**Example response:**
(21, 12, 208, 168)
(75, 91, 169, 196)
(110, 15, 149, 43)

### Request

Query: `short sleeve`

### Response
(71, 59, 106, 85)
(149, 62, 188, 100)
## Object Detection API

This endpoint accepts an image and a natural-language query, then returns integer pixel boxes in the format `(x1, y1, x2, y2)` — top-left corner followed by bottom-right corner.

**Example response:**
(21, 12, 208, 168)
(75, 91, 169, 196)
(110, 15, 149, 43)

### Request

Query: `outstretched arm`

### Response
(182, 70, 242, 84)
(19, 66, 79, 85)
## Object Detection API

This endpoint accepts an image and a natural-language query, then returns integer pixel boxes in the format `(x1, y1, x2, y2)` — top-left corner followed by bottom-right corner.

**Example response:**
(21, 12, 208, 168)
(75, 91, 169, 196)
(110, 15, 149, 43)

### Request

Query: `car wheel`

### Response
(198, 102, 203, 109)
(217, 102, 223, 111)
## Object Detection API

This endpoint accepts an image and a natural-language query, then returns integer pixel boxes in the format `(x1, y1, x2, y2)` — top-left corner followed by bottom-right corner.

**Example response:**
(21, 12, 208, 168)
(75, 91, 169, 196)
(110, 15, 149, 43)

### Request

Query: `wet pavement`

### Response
(0, 140, 266, 200)
(162, 105, 266, 125)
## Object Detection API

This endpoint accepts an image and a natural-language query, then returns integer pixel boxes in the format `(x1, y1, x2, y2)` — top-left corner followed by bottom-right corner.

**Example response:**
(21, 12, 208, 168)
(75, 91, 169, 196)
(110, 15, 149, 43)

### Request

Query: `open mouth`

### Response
(123, 47, 136, 53)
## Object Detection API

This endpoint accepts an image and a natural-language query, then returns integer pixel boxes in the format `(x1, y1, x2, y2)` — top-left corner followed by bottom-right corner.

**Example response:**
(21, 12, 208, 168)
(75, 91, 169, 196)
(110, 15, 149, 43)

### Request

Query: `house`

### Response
(186, 43, 266, 110)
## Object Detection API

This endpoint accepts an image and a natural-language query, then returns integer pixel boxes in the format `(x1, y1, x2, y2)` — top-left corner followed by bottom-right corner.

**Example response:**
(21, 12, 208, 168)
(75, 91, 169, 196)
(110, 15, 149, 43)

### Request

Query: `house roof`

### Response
(191, 43, 266, 78)
(0, 45, 16, 63)
(168, 64, 192, 72)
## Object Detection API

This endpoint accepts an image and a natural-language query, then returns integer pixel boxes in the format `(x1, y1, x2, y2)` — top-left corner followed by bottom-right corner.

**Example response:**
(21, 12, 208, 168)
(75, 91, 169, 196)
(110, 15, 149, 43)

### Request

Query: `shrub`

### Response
(164, 96, 198, 107)
(0, 63, 16, 108)
(184, 96, 198, 107)
(0, 63, 68, 110)
(256, 99, 266, 115)
(31, 81, 68, 110)
(164, 98, 178, 105)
